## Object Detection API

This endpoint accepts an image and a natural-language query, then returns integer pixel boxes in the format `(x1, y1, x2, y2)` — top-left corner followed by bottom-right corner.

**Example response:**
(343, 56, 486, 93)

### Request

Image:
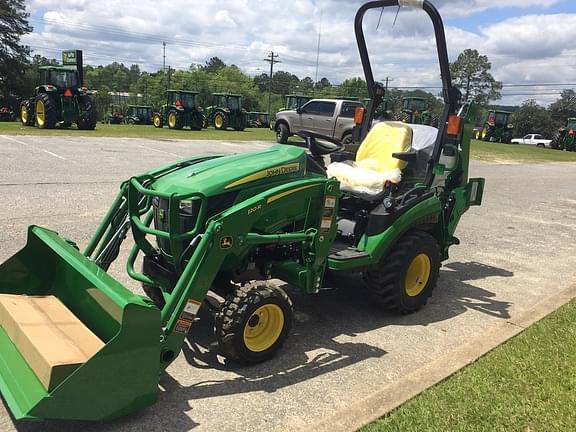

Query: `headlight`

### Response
(179, 199, 199, 216)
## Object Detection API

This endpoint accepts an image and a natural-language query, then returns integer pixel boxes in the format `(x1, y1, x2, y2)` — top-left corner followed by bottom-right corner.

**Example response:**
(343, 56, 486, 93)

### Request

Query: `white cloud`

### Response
(21, 0, 575, 106)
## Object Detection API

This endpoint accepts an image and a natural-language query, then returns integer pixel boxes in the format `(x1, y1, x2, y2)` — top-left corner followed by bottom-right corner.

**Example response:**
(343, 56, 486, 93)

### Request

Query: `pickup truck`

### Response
(274, 99, 363, 145)
(511, 134, 552, 148)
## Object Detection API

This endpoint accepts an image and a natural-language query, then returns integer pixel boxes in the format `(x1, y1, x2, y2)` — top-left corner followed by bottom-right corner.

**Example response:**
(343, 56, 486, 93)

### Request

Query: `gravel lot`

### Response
(1, 134, 575, 432)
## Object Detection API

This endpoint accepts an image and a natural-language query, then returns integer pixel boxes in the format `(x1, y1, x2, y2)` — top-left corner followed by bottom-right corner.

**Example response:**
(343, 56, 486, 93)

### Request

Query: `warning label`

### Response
(174, 319, 193, 335)
(324, 196, 336, 208)
(181, 299, 202, 321)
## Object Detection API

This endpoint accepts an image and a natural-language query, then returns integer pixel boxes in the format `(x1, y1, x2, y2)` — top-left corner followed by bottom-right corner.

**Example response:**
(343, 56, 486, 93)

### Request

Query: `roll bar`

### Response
(354, 0, 461, 187)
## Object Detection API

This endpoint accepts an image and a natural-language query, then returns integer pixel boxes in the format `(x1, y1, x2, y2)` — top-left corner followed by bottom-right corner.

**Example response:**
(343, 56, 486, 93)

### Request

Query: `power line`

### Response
(264, 52, 281, 115)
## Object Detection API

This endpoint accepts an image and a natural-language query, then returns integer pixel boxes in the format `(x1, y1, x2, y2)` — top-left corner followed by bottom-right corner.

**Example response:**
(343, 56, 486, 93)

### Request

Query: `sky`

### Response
(21, 0, 576, 106)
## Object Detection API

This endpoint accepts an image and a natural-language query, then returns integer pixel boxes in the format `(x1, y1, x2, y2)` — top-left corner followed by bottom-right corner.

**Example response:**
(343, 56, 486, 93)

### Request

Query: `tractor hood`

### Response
(150, 144, 309, 197)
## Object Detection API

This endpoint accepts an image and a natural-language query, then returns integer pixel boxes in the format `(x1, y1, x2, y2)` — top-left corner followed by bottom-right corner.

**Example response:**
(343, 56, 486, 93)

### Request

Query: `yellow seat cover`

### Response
(326, 122, 413, 194)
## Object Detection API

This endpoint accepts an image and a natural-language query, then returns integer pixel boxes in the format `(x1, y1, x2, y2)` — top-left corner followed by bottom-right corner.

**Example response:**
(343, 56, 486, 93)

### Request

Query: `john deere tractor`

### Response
(124, 105, 153, 125)
(550, 118, 576, 151)
(205, 93, 248, 130)
(19, 50, 97, 130)
(397, 96, 437, 126)
(0, 0, 484, 422)
(247, 111, 270, 128)
(283, 94, 312, 111)
(475, 110, 513, 143)
(152, 90, 205, 130)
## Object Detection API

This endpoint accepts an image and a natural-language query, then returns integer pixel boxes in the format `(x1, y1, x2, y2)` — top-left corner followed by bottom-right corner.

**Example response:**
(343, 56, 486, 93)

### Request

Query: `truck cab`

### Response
(274, 98, 362, 145)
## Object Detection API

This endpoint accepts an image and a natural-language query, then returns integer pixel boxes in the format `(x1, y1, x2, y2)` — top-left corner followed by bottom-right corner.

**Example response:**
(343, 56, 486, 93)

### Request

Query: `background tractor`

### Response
(205, 93, 247, 130)
(397, 96, 437, 126)
(283, 94, 312, 111)
(152, 90, 205, 130)
(0, 0, 484, 422)
(124, 105, 153, 125)
(476, 109, 513, 143)
(247, 111, 270, 128)
(102, 105, 124, 124)
(550, 118, 576, 151)
(19, 50, 97, 130)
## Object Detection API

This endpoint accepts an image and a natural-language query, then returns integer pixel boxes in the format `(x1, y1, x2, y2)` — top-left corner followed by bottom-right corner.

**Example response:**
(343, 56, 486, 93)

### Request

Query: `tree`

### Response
(315, 77, 331, 90)
(511, 99, 556, 138)
(548, 89, 576, 123)
(338, 77, 368, 98)
(450, 49, 502, 105)
(0, 0, 32, 104)
(204, 57, 226, 74)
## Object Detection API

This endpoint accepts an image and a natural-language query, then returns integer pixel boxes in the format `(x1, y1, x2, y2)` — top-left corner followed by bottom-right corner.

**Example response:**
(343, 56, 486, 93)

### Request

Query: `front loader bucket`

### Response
(0, 226, 161, 421)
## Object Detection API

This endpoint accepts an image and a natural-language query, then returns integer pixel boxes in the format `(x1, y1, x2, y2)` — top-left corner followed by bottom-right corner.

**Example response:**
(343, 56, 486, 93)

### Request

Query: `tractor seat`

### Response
(326, 122, 413, 196)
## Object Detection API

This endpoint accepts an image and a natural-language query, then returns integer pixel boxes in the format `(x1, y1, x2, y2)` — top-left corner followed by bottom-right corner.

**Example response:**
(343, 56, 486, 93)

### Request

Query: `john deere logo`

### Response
(158, 208, 166, 221)
(220, 236, 233, 249)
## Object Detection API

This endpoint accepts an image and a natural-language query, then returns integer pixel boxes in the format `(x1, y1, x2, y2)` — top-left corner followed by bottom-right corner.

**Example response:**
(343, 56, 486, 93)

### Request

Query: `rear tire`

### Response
(364, 231, 440, 314)
(77, 95, 97, 130)
(167, 110, 183, 129)
(215, 282, 293, 364)
(276, 123, 289, 144)
(35, 93, 58, 129)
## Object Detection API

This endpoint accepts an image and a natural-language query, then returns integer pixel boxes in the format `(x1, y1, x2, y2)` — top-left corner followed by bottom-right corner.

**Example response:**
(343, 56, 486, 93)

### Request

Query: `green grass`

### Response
(362, 299, 576, 432)
(0, 121, 277, 141)
(471, 139, 576, 163)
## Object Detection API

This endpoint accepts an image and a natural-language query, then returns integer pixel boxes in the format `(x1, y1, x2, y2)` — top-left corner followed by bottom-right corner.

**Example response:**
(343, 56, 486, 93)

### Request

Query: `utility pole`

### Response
(162, 42, 167, 73)
(264, 51, 281, 115)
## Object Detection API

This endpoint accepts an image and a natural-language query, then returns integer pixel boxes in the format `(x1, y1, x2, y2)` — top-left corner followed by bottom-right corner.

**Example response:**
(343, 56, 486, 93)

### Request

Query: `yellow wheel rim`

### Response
(153, 115, 161, 127)
(243, 304, 284, 352)
(215, 114, 223, 128)
(404, 253, 431, 297)
(481, 129, 487, 139)
(35, 100, 45, 126)
(168, 112, 176, 128)
(21, 106, 28, 123)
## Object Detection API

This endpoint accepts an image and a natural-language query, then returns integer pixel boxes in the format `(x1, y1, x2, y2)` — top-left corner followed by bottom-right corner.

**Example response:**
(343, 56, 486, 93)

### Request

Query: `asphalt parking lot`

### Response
(1, 134, 575, 432)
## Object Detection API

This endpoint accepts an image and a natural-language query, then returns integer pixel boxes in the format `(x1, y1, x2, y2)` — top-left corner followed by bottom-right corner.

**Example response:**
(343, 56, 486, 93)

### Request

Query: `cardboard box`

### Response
(0, 294, 104, 391)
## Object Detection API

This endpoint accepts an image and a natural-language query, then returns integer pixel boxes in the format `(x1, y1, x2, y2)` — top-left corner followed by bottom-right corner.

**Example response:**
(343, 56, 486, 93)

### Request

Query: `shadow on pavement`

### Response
(11, 260, 512, 432)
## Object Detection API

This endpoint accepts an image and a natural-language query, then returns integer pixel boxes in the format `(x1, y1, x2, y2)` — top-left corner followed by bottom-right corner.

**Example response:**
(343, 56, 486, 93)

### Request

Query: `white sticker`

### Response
(324, 196, 336, 208)
(321, 217, 332, 230)
(184, 299, 202, 315)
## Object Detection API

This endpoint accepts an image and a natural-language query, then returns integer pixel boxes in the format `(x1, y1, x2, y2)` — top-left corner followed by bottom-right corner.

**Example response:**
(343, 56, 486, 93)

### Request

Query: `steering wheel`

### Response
(294, 130, 344, 156)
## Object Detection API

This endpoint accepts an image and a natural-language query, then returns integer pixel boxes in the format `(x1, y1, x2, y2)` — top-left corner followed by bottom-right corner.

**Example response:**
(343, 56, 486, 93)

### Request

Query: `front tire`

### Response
(215, 282, 293, 364)
(153, 113, 163, 128)
(364, 231, 440, 314)
(20, 98, 35, 126)
(276, 123, 289, 144)
(213, 112, 227, 130)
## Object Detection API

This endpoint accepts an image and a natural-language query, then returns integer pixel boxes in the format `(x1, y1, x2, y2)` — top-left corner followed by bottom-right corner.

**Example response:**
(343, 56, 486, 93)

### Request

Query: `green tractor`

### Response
(152, 90, 205, 130)
(0, 0, 484, 422)
(398, 96, 436, 126)
(124, 105, 153, 125)
(475, 110, 513, 143)
(247, 111, 270, 128)
(102, 105, 124, 124)
(19, 50, 97, 130)
(205, 93, 247, 131)
(283, 94, 312, 111)
(550, 118, 576, 151)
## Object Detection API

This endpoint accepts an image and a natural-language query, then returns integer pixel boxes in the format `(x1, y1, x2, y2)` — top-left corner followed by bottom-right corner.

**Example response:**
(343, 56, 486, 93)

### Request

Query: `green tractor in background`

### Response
(124, 105, 153, 125)
(475, 110, 513, 143)
(152, 90, 206, 130)
(102, 105, 124, 124)
(205, 93, 247, 131)
(550, 118, 576, 151)
(398, 96, 437, 126)
(283, 94, 312, 111)
(247, 112, 270, 128)
(19, 50, 97, 130)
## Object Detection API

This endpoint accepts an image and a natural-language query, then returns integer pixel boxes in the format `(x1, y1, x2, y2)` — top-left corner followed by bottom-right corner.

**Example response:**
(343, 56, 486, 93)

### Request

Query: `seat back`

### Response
(355, 122, 413, 172)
